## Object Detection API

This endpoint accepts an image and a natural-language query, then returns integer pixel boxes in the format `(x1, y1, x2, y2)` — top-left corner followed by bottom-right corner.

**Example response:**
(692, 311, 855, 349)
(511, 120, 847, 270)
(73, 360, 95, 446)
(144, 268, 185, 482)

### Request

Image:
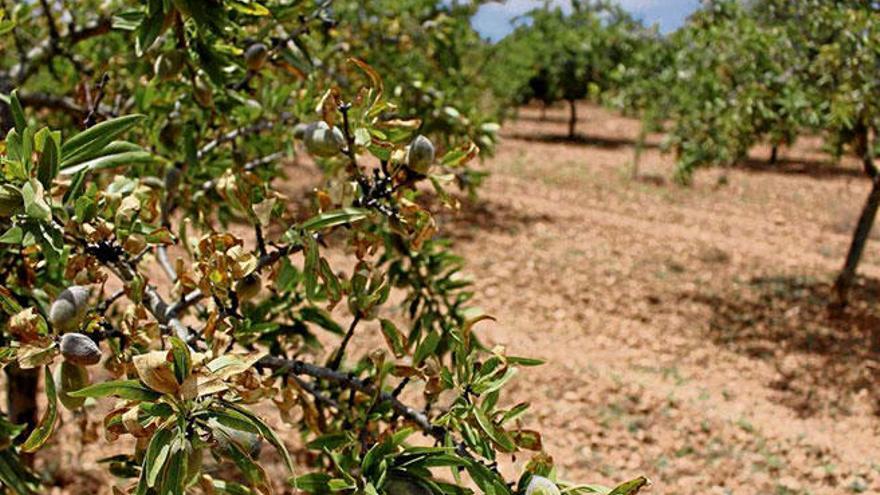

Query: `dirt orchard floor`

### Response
(446, 103, 880, 494)
(16, 102, 880, 495)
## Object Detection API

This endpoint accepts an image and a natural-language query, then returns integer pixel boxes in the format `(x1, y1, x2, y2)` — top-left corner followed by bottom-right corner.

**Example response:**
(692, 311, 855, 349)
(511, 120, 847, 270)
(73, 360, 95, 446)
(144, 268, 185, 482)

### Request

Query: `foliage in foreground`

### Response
(0, 1, 647, 494)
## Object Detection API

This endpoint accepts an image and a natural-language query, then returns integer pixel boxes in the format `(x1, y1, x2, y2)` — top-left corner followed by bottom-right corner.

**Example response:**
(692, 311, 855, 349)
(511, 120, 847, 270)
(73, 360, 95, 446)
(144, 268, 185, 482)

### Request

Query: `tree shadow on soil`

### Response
(686, 275, 880, 417)
(504, 131, 660, 150)
(428, 195, 556, 242)
(734, 157, 864, 180)
(513, 114, 572, 124)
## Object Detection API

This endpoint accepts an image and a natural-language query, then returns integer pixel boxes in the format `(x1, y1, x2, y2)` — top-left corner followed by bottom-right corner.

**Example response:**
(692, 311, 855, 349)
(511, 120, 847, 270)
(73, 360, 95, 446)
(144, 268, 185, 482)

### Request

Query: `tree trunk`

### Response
(567, 99, 577, 139)
(833, 177, 880, 305)
(833, 126, 877, 306)
(770, 144, 779, 165)
(5, 364, 39, 467)
(0, 77, 12, 140)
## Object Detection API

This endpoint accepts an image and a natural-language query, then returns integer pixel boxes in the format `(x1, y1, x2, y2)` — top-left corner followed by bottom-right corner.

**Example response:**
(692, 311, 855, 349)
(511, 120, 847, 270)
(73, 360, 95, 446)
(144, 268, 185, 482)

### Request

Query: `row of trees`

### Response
(621, 0, 880, 305)
(0, 0, 650, 494)
(488, 0, 880, 306)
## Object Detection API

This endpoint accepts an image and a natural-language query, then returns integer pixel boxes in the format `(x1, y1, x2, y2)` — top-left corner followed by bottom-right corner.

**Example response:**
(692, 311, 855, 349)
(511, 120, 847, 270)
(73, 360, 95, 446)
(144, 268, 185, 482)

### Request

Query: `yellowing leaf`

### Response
(133, 351, 179, 395)
(205, 351, 266, 381)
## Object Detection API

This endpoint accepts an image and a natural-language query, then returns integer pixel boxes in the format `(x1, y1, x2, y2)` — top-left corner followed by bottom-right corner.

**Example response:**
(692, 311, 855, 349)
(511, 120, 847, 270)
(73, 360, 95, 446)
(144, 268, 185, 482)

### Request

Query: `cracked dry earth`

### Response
(32, 103, 880, 494)
(444, 103, 880, 495)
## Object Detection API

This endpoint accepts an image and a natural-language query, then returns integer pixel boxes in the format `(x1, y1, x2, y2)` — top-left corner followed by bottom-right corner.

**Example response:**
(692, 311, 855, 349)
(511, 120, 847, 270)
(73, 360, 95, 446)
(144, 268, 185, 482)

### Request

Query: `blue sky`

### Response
(471, 0, 701, 41)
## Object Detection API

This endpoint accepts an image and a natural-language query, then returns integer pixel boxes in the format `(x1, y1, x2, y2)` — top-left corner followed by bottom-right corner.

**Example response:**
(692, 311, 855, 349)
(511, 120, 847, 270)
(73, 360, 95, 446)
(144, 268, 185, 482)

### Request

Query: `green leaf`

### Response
(62, 170, 88, 205)
(306, 432, 350, 451)
(69, 379, 162, 401)
(60, 150, 157, 176)
(60, 114, 145, 165)
(380, 319, 405, 357)
(328, 478, 356, 491)
(60, 140, 143, 169)
(0, 226, 23, 244)
(289, 473, 331, 492)
(135, 1, 166, 56)
(8, 90, 26, 134)
(137, 425, 174, 494)
(158, 440, 186, 495)
(211, 479, 257, 495)
(217, 428, 271, 493)
(209, 409, 260, 435)
(506, 356, 544, 367)
(20, 180, 51, 222)
(473, 406, 515, 453)
(303, 237, 321, 301)
(608, 477, 651, 495)
(229, 1, 270, 16)
(0, 19, 16, 36)
(21, 366, 58, 452)
(413, 330, 440, 366)
(319, 257, 341, 302)
(0, 286, 23, 314)
(300, 306, 343, 335)
(36, 136, 59, 189)
(168, 337, 191, 384)
(225, 403, 294, 474)
(300, 207, 369, 232)
(0, 449, 39, 494)
(147, 438, 172, 488)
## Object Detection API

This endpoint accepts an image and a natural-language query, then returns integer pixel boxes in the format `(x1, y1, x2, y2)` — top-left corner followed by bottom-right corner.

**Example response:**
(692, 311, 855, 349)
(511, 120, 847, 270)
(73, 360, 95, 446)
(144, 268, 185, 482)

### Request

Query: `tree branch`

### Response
(327, 315, 360, 371)
(197, 115, 295, 159)
(199, 151, 288, 195)
(9, 17, 112, 84)
(259, 356, 444, 440)
(17, 92, 115, 119)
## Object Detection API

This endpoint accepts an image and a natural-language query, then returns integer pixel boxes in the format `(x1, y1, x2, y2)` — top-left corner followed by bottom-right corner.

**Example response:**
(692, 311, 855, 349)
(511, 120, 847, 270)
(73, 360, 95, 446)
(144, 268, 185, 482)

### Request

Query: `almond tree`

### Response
(488, 2, 642, 139)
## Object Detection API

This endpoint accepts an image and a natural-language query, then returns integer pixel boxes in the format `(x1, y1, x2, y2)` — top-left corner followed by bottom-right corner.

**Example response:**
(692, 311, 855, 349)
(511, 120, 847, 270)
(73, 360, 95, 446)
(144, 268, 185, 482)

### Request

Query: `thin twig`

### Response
(6, 17, 112, 84)
(328, 315, 360, 371)
(157, 246, 177, 283)
(200, 151, 287, 193)
(197, 116, 295, 159)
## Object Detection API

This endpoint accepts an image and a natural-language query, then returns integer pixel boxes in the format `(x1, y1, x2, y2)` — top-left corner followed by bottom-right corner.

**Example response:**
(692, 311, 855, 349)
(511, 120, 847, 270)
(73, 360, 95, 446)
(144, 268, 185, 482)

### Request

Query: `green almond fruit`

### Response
(384, 477, 432, 495)
(59, 332, 101, 366)
(526, 476, 561, 495)
(406, 135, 435, 174)
(244, 43, 269, 71)
(304, 121, 345, 157)
(55, 361, 89, 410)
(235, 274, 261, 302)
(49, 286, 90, 332)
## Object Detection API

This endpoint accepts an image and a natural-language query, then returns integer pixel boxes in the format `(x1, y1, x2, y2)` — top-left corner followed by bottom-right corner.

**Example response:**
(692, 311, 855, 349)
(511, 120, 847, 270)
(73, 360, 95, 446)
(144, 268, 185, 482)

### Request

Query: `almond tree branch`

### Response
(157, 246, 177, 283)
(258, 356, 444, 440)
(197, 115, 296, 159)
(9, 17, 112, 84)
(17, 92, 116, 119)
(327, 315, 360, 371)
